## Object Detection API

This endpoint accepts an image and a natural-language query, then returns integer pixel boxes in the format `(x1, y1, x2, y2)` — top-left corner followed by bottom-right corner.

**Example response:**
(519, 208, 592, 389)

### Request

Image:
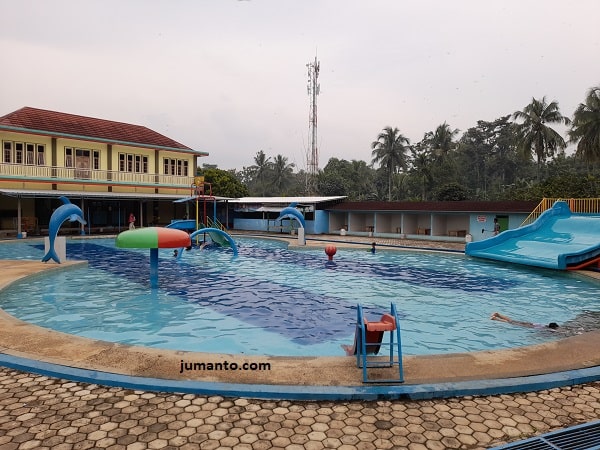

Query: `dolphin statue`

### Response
(275, 204, 306, 229)
(41, 196, 86, 263)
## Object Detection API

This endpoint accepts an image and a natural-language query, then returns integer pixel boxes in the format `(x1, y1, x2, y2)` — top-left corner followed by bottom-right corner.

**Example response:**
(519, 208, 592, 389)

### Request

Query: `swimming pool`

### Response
(0, 237, 598, 356)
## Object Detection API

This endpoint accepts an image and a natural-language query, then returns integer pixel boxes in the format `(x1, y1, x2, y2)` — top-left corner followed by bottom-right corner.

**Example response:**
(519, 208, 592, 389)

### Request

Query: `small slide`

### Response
(466, 201, 600, 270)
(206, 230, 230, 247)
(165, 220, 197, 232)
(189, 228, 238, 256)
(345, 327, 386, 356)
(345, 313, 396, 356)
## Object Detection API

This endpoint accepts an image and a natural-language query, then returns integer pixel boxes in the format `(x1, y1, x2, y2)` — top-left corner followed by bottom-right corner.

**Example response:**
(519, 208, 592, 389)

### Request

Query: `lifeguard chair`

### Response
(354, 303, 404, 383)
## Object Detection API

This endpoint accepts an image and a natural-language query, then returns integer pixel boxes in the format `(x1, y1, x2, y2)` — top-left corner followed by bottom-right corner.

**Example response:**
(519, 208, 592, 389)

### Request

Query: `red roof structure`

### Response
(0, 106, 206, 155)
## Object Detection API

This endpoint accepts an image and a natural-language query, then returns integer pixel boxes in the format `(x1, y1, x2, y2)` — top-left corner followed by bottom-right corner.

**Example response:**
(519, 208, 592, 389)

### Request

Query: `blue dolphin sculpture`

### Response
(41, 196, 86, 263)
(275, 204, 306, 229)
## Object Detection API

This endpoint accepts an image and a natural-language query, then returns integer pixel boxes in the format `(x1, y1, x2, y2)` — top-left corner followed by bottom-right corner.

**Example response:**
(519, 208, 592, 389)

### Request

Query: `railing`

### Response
(0, 162, 193, 187)
(206, 216, 226, 231)
(520, 198, 600, 226)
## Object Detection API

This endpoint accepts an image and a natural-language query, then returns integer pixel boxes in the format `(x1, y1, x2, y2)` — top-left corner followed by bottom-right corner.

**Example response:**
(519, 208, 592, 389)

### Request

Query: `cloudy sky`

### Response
(1, 1, 599, 171)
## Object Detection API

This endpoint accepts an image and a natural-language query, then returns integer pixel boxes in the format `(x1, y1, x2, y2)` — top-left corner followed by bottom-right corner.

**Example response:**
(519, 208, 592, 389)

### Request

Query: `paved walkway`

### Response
(1, 367, 599, 449)
(1, 234, 600, 449)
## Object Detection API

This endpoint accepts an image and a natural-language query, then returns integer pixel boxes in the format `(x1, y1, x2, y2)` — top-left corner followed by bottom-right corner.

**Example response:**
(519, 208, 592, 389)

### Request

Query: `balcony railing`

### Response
(0, 162, 193, 187)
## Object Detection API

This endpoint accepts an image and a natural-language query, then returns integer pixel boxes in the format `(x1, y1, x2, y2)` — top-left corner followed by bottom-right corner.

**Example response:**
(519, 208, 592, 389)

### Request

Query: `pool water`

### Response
(0, 237, 598, 356)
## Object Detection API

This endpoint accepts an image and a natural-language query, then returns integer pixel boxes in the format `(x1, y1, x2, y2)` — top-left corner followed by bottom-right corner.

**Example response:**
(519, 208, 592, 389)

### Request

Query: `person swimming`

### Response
(490, 312, 559, 330)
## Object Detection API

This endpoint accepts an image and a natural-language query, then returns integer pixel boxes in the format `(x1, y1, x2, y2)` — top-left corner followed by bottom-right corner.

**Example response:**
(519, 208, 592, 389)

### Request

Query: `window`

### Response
(163, 158, 188, 176)
(15, 143, 23, 164)
(75, 149, 91, 179)
(26, 143, 35, 165)
(2, 141, 11, 163)
(117, 152, 147, 173)
(65, 148, 74, 168)
(93, 151, 100, 170)
(37, 145, 45, 165)
(3, 141, 46, 165)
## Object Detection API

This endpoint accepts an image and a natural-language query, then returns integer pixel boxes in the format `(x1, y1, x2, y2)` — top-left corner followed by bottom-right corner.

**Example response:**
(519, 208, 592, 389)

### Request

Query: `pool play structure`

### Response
(275, 202, 307, 245)
(41, 196, 86, 263)
(466, 201, 600, 270)
(115, 226, 191, 288)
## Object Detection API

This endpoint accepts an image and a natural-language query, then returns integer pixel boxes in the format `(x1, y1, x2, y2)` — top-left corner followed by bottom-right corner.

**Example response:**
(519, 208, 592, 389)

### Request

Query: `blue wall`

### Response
(233, 218, 316, 234)
(313, 210, 328, 234)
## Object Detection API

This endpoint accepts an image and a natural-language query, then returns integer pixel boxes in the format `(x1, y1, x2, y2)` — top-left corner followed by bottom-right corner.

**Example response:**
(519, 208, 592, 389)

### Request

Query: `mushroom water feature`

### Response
(115, 227, 191, 288)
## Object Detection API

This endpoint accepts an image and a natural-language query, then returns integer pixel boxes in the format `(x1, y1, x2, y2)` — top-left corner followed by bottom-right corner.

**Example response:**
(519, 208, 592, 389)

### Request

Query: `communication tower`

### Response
(306, 56, 320, 193)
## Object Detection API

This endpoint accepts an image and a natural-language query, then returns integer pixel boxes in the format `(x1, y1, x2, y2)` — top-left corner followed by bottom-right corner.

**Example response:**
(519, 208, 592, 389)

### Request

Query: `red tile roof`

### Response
(0, 107, 206, 155)
(328, 200, 539, 213)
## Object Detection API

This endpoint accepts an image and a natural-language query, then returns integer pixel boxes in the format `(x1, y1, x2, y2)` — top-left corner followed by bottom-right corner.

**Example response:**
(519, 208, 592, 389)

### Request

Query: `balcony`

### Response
(0, 162, 193, 188)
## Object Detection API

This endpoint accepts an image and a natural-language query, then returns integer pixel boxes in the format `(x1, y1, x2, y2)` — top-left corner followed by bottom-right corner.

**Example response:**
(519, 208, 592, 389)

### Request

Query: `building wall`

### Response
(2, 129, 197, 195)
(324, 210, 531, 242)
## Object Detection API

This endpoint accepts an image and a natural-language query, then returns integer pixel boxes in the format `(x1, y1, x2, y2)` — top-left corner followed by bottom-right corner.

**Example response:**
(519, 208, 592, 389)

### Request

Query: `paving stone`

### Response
(0, 368, 599, 449)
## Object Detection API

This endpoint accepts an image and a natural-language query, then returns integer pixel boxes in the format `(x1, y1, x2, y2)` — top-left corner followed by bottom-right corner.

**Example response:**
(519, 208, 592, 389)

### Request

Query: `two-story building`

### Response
(0, 107, 208, 237)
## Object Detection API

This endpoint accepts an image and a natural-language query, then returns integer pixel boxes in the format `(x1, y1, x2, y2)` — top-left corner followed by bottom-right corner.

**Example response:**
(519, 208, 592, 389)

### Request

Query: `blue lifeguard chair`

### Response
(355, 303, 404, 383)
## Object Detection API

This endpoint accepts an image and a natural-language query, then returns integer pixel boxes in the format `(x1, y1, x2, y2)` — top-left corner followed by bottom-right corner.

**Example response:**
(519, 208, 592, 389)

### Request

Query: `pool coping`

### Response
(1, 243, 600, 400)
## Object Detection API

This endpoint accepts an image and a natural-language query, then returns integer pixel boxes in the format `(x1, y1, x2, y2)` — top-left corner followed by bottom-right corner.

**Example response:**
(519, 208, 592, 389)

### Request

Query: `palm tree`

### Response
(371, 127, 410, 201)
(569, 86, 600, 166)
(429, 122, 460, 157)
(251, 150, 272, 196)
(512, 96, 571, 178)
(270, 154, 295, 194)
(409, 145, 433, 201)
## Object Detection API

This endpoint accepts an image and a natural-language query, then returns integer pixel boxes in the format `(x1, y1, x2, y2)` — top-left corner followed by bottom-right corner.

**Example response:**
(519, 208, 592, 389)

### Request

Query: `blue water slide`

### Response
(465, 201, 600, 270)
(165, 219, 198, 231)
(190, 228, 238, 256)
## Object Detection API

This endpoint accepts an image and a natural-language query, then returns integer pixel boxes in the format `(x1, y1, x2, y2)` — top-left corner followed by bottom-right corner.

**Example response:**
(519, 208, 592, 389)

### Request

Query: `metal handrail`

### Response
(520, 198, 600, 226)
(206, 216, 226, 231)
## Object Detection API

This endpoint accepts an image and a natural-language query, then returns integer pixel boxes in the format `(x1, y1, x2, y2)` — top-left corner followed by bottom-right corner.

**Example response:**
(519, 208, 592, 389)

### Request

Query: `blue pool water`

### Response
(0, 237, 598, 356)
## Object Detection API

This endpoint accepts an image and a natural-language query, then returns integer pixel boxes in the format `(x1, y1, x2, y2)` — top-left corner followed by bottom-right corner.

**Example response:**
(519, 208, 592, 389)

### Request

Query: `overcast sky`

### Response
(1, 1, 599, 171)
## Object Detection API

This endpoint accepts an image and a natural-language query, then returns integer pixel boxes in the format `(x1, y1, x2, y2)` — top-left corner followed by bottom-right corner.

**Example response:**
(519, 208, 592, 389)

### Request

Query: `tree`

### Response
(427, 122, 459, 158)
(371, 127, 410, 201)
(455, 116, 525, 199)
(250, 150, 272, 196)
(419, 123, 460, 194)
(512, 96, 571, 178)
(270, 154, 295, 194)
(434, 182, 469, 201)
(407, 145, 433, 200)
(199, 167, 249, 198)
(569, 86, 600, 166)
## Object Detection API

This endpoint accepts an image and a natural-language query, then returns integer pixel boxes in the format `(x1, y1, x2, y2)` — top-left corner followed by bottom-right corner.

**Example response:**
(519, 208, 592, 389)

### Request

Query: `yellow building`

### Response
(0, 107, 208, 237)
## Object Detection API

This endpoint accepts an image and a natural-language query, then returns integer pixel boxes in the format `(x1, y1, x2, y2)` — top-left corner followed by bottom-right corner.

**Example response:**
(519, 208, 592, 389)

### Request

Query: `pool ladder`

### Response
(355, 303, 404, 384)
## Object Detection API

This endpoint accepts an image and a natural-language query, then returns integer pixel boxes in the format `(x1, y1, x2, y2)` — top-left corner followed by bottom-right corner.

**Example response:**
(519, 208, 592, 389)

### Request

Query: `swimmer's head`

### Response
(548, 322, 559, 329)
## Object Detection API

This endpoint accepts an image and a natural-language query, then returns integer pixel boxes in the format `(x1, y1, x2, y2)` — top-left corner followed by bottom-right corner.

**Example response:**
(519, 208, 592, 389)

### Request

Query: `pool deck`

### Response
(1, 234, 600, 448)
